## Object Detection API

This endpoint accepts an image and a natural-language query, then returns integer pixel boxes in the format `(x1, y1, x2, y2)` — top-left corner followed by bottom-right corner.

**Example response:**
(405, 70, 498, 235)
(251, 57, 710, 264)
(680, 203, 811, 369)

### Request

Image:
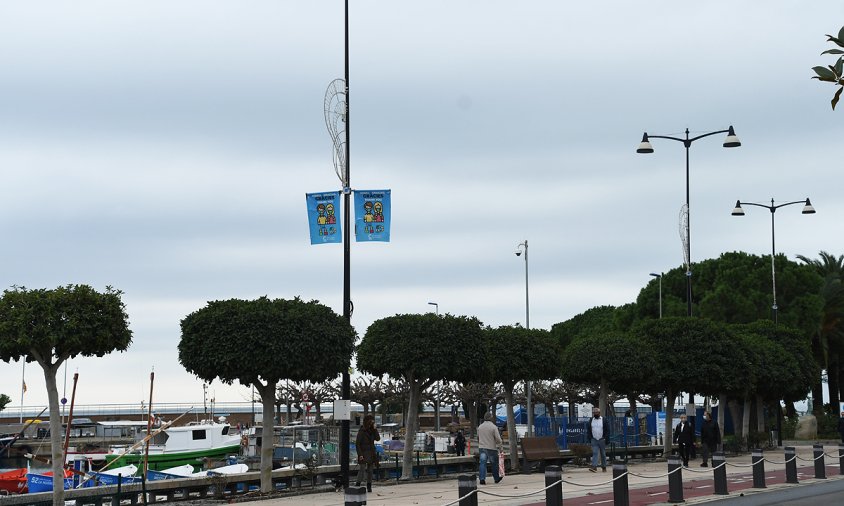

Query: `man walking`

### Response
(673, 414, 694, 467)
(587, 407, 610, 472)
(477, 412, 503, 485)
(699, 411, 720, 467)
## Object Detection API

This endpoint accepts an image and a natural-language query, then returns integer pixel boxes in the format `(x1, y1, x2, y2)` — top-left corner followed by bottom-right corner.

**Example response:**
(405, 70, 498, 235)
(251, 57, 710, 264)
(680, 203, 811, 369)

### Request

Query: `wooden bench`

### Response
(520, 436, 563, 471)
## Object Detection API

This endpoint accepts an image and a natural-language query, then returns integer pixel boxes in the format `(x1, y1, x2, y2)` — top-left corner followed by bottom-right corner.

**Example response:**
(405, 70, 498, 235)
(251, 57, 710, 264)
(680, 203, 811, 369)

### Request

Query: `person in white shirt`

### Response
(477, 412, 503, 484)
(587, 407, 610, 472)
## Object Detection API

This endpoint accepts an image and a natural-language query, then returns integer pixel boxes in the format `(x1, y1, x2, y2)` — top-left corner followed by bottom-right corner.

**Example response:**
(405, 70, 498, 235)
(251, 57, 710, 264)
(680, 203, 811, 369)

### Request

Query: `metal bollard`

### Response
(839, 444, 844, 476)
(344, 485, 367, 506)
(545, 465, 562, 506)
(751, 449, 765, 488)
(713, 452, 728, 495)
(612, 462, 629, 506)
(667, 456, 683, 503)
(813, 444, 826, 479)
(785, 446, 798, 484)
(457, 474, 478, 506)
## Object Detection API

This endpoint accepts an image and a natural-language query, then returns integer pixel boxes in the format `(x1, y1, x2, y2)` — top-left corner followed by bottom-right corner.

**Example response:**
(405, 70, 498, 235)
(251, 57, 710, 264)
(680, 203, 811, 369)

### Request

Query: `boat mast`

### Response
(62, 372, 79, 460)
(144, 370, 155, 474)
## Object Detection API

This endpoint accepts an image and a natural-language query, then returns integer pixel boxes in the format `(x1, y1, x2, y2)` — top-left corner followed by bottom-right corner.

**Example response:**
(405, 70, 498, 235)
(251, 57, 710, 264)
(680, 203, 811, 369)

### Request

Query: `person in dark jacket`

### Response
(699, 411, 721, 467)
(454, 430, 466, 456)
(355, 414, 380, 491)
(673, 414, 694, 467)
(587, 407, 611, 472)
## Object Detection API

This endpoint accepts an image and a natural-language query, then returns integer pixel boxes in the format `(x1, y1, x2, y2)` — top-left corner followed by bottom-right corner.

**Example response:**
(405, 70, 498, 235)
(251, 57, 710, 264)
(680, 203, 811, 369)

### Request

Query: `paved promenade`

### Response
(244, 444, 843, 506)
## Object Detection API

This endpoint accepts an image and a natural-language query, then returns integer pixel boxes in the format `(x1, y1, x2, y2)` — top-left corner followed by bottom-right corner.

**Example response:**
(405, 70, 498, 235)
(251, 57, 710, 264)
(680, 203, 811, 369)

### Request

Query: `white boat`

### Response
(146, 464, 195, 481)
(192, 463, 249, 477)
(105, 419, 242, 471)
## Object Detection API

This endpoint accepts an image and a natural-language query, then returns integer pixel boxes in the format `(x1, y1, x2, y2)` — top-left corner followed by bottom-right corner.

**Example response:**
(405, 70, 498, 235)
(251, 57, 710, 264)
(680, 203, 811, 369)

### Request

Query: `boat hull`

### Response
(0, 468, 27, 494)
(25, 471, 73, 493)
(104, 444, 241, 471)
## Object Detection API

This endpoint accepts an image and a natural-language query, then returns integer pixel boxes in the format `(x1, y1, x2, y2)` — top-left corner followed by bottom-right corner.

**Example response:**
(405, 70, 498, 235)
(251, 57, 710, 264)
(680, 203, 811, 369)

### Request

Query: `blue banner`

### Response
(305, 191, 341, 244)
(354, 190, 391, 242)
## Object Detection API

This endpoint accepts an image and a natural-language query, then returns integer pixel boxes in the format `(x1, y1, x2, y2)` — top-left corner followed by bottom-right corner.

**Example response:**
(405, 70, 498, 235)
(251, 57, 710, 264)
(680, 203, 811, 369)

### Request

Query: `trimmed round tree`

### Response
(357, 313, 487, 480)
(486, 325, 561, 472)
(560, 330, 651, 416)
(0, 285, 132, 505)
(179, 296, 355, 492)
(632, 317, 746, 456)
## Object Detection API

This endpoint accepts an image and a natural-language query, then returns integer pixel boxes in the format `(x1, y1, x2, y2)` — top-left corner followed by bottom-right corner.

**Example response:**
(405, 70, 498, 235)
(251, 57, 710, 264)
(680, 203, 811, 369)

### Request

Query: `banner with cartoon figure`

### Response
(354, 189, 391, 242)
(305, 191, 341, 244)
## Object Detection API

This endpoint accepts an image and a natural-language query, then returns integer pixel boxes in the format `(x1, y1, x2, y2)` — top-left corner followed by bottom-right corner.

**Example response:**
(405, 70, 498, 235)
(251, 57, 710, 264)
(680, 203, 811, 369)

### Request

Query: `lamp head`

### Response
(649, 272, 661, 278)
(723, 125, 741, 148)
(731, 200, 745, 216)
(636, 132, 654, 153)
(802, 198, 816, 214)
(515, 251, 522, 257)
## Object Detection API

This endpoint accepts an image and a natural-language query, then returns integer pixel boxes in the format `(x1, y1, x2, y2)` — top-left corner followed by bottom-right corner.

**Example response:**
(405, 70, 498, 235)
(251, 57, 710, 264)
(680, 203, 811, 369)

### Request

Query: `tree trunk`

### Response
(663, 388, 674, 456)
(598, 378, 608, 416)
(828, 352, 840, 413)
(755, 394, 765, 433)
(463, 400, 479, 437)
(811, 378, 823, 415)
(728, 399, 742, 439)
(503, 382, 519, 473)
(259, 382, 277, 493)
(717, 394, 727, 450)
(40, 359, 64, 506)
(742, 397, 751, 446)
(785, 401, 797, 418)
(401, 380, 423, 480)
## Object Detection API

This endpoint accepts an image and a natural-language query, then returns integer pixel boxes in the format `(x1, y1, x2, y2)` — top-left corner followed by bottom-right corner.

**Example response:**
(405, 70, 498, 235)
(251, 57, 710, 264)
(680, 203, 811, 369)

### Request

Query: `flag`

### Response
(22, 381, 27, 394)
(305, 191, 342, 244)
(354, 190, 391, 242)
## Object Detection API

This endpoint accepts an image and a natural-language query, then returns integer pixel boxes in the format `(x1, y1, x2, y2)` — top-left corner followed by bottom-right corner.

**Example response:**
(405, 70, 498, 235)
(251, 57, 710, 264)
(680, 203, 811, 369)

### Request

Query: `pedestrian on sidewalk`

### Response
(477, 412, 503, 485)
(454, 430, 466, 456)
(587, 407, 610, 472)
(355, 414, 380, 492)
(699, 411, 721, 467)
(673, 414, 693, 467)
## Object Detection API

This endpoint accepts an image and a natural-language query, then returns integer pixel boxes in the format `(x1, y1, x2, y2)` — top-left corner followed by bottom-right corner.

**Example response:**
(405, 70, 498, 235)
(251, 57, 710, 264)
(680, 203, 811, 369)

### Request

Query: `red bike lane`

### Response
(523, 464, 840, 506)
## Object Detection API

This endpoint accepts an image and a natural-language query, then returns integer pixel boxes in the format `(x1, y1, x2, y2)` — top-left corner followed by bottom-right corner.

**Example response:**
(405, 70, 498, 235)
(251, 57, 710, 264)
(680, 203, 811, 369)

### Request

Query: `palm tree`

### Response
(797, 251, 844, 414)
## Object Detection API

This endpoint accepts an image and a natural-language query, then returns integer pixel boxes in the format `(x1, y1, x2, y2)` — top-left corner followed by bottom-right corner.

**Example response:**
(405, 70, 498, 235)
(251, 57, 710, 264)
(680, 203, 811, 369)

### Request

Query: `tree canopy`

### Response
(179, 296, 355, 492)
(633, 252, 823, 331)
(358, 313, 486, 479)
(0, 285, 131, 505)
(812, 25, 844, 109)
(486, 325, 560, 471)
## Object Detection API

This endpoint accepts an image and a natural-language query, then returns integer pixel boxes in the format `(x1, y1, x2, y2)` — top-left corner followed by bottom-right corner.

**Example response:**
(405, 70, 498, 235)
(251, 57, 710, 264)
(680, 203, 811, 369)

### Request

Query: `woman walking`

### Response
(355, 414, 380, 492)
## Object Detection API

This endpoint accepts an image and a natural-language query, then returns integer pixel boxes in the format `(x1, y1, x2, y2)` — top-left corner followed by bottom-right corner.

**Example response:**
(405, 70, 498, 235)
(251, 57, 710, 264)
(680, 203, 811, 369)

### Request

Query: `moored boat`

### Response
(83, 464, 140, 487)
(146, 464, 194, 481)
(0, 468, 28, 494)
(194, 463, 248, 477)
(104, 420, 241, 471)
(25, 470, 74, 493)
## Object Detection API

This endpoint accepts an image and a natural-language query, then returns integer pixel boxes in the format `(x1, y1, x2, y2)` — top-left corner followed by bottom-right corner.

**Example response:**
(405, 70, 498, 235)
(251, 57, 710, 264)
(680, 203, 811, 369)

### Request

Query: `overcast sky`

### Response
(2, 1, 843, 412)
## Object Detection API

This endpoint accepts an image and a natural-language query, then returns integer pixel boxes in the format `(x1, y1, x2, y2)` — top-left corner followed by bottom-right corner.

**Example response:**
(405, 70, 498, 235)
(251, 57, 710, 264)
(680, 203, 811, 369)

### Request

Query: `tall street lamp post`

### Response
(637, 126, 741, 316)
(649, 272, 663, 318)
(428, 301, 440, 430)
(515, 240, 532, 436)
(731, 198, 816, 324)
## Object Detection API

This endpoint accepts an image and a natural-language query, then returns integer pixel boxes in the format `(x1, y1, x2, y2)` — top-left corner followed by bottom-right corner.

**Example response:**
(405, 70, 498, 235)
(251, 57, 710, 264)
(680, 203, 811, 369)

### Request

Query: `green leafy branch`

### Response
(812, 25, 844, 110)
